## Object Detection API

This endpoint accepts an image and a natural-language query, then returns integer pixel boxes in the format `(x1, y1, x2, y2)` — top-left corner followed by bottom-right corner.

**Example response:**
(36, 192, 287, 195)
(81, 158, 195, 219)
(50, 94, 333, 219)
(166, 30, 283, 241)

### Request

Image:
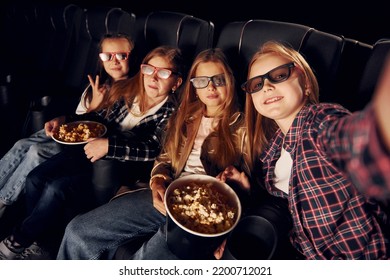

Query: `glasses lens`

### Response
(191, 77, 209, 89)
(242, 77, 264, 94)
(141, 64, 154, 75)
(99, 53, 112, 62)
(115, 53, 129, 61)
(268, 65, 291, 83)
(156, 69, 172, 79)
(211, 74, 226, 87)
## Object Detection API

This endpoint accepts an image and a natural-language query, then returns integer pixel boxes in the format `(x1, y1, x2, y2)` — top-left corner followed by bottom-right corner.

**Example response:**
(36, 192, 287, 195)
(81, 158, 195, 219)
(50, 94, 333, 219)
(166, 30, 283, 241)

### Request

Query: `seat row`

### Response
(0, 2, 389, 157)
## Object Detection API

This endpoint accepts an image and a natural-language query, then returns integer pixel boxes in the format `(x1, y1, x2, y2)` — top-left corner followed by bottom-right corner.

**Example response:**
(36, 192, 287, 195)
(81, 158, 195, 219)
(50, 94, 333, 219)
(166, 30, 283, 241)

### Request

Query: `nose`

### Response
(207, 80, 216, 90)
(262, 79, 273, 92)
(112, 55, 120, 63)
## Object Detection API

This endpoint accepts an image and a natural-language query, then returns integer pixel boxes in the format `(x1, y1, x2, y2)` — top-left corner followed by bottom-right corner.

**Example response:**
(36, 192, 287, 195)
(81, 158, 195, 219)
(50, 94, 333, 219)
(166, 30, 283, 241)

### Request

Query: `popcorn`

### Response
(55, 122, 105, 142)
(167, 182, 237, 234)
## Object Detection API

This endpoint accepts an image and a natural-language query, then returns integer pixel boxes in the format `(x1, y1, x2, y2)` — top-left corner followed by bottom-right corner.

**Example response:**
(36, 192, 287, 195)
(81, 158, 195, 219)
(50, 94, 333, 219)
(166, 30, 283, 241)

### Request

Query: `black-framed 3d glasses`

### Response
(241, 62, 295, 94)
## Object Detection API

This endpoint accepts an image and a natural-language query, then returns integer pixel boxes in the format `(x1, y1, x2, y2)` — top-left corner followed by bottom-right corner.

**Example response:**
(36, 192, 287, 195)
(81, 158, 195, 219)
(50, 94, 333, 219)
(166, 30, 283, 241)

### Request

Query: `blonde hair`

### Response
(164, 48, 240, 172)
(244, 41, 319, 170)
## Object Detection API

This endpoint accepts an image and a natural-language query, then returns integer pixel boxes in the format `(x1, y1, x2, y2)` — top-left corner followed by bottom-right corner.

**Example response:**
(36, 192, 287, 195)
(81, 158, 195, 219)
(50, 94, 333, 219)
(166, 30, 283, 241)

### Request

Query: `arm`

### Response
(348, 56, 390, 199)
(374, 55, 390, 153)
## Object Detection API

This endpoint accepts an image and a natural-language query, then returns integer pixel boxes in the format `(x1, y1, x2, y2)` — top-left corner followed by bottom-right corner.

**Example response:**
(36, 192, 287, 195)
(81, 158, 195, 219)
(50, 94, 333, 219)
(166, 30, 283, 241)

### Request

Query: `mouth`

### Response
(264, 96, 283, 104)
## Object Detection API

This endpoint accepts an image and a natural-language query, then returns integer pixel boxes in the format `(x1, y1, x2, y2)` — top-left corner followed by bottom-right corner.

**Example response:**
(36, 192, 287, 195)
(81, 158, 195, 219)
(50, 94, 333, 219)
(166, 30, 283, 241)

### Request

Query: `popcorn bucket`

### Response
(164, 174, 241, 259)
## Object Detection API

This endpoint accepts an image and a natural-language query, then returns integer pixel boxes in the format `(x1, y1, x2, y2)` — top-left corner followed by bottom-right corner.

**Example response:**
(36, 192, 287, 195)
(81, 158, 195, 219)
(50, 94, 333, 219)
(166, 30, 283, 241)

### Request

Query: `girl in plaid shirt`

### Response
(221, 41, 390, 259)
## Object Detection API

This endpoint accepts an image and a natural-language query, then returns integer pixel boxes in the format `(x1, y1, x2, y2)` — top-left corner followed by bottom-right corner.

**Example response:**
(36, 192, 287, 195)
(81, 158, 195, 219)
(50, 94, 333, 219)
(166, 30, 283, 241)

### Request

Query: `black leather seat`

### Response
(354, 38, 390, 111)
(0, 3, 84, 152)
(332, 38, 373, 111)
(132, 11, 214, 72)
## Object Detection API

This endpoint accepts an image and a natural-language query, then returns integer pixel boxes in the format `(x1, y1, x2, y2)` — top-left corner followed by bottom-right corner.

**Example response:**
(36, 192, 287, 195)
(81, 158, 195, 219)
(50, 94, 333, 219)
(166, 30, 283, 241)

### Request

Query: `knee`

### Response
(27, 144, 41, 158)
(64, 215, 84, 238)
(13, 138, 29, 151)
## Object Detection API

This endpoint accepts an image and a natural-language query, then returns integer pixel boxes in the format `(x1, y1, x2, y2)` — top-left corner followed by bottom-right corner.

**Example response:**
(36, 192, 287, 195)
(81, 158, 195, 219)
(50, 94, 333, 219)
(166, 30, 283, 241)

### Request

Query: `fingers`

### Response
(88, 75, 100, 89)
(374, 55, 390, 151)
(213, 239, 227, 259)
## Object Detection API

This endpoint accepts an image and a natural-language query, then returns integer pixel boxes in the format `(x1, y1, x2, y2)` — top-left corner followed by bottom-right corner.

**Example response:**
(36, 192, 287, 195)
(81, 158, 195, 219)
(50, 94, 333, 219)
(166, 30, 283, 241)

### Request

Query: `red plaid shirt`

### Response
(260, 103, 389, 259)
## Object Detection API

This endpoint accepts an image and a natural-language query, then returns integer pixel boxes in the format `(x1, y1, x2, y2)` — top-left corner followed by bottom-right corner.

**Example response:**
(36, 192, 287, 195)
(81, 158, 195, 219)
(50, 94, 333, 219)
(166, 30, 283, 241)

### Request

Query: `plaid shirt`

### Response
(69, 97, 176, 162)
(260, 103, 389, 259)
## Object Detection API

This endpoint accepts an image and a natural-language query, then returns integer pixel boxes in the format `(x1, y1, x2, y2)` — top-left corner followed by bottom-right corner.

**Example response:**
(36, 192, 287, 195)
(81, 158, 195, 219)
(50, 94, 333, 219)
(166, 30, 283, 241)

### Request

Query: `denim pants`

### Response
(0, 129, 62, 205)
(56, 188, 165, 260)
(131, 225, 180, 260)
(12, 147, 93, 248)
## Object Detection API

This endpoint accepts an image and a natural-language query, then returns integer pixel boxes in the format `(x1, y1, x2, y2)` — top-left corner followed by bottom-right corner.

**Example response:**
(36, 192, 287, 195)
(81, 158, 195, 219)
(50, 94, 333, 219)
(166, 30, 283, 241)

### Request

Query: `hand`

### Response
(87, 75, 107, 111)
(150, 179, 167, 215)
(84, 138, 109, 162)
(374, 55, 390, 152)
(44, 116, 65, 137)
(213, 239, 227, 259)
(217, 165, 250, 192)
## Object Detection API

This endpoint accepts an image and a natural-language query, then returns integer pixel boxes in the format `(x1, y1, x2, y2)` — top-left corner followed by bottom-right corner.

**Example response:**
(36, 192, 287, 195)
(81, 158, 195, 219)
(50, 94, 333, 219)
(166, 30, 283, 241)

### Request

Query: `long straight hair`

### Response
(163, 48, 241, 172)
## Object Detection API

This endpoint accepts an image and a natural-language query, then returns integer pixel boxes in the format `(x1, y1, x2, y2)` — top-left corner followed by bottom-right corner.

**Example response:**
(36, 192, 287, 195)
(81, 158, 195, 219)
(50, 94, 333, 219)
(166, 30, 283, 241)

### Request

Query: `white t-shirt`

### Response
(75, 86, 91, 115)
(273, 146, 293, 194)
(182, 116, 215, 176)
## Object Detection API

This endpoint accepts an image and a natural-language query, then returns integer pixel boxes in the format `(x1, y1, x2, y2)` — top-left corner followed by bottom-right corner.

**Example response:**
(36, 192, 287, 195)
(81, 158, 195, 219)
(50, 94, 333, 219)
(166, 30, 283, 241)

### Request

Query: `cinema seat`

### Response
(131, 11, 214, 71)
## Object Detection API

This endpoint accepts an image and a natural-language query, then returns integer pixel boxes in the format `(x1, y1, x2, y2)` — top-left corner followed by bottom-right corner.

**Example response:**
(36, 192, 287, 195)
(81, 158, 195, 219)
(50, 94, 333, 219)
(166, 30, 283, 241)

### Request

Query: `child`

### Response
(0, 33, 134, 220)
(223, 41, 390, 259)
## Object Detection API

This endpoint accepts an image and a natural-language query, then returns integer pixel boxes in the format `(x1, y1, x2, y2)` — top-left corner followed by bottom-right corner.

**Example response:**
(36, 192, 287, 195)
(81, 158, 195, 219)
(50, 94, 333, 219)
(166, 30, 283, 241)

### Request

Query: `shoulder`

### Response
(229, 111, 245, 127)
(301, 103, 351, 123)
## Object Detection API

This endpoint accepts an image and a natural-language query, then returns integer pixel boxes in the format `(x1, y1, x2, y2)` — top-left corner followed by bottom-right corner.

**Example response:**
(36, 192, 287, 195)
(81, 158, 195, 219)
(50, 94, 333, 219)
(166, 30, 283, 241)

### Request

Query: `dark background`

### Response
(2, 0, 389, 45)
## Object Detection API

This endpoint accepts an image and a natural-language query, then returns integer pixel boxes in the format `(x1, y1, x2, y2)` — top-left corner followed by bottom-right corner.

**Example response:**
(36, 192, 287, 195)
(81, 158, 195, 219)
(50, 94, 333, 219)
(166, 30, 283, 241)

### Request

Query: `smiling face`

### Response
(100, 37, 132, 81)
(248, 53, 306, 133)
(194, 61, 227, 117)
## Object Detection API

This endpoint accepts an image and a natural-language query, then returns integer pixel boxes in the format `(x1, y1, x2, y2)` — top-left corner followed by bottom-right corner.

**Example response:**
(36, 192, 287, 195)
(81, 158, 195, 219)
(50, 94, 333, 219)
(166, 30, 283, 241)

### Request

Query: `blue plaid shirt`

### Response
(260, 103, 389, 259)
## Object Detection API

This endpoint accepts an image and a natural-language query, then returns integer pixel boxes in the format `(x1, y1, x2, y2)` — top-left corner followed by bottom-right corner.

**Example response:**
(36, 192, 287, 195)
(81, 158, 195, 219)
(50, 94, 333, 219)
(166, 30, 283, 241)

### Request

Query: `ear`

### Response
(175, 77, 183, 90)
(304, 83, 312, 96)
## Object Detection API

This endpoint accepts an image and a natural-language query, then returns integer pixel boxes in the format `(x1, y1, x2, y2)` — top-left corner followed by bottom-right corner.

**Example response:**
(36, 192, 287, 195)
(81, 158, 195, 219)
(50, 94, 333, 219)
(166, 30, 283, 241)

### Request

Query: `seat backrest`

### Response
(132, 11, 214, 69)
(216, 19, 345, 106)
(355, 39, 390, 110)
(333, 38, 373, 111)
(0, 2, 38, 83)
(32, 3, 84, 75)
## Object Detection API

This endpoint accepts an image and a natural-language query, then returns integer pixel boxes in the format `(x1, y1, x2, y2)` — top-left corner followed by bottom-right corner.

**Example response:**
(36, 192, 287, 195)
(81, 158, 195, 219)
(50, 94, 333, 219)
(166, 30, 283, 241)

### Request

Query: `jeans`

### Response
(12, 147, 93, 248)
(131, 225, 180, 260)
(0, 129, 62, 205)
(56, 188, 165, 260)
